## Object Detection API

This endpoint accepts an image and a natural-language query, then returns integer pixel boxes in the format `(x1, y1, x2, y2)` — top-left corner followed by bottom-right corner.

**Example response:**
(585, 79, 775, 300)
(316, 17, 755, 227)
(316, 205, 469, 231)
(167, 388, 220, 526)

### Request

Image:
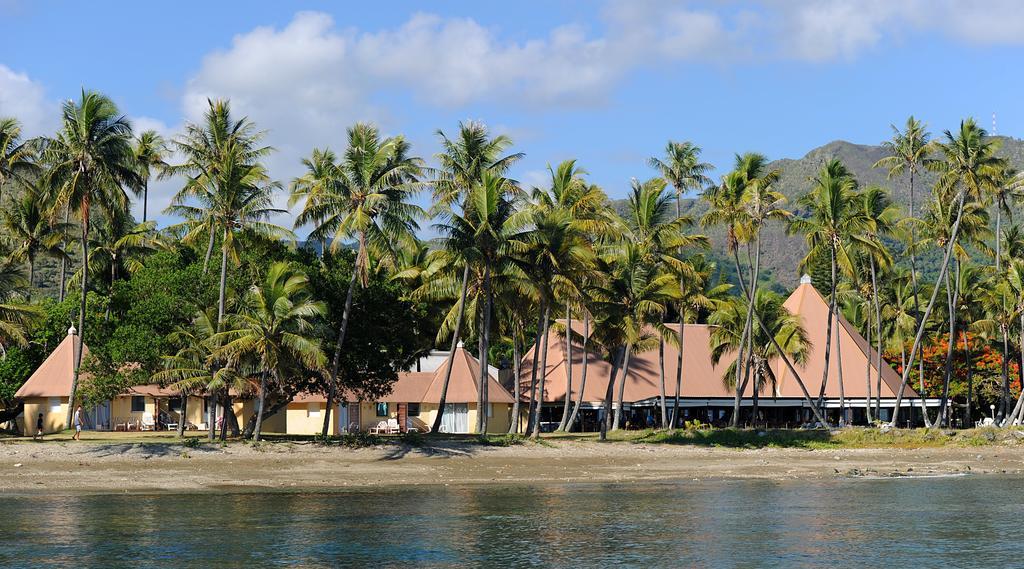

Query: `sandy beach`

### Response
(1, 433, 1023, 495)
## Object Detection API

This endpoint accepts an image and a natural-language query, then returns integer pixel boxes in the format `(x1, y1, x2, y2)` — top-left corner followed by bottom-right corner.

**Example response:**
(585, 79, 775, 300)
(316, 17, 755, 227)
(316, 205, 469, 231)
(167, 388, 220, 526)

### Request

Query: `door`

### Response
(442, 403, 469, 433)
(337, 403, 349, 432)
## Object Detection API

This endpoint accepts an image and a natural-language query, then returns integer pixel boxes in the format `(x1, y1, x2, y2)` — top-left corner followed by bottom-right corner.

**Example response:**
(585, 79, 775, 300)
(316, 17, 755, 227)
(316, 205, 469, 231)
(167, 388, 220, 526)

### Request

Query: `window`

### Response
(308, 403, 321, 417)
(169, 397, 182, 412)
(49, 397, 61, 413)
(131, 396, 145, 412)
(376, 402, 389, 417)
(407, 403, 420, 417)
(487, 403, 493, 417)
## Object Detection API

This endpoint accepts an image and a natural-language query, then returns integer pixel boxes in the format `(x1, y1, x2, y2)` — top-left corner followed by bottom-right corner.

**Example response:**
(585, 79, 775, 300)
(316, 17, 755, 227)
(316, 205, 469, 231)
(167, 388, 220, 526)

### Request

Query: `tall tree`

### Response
(1, 179, 71, 288)
(43, 90, 141, 426)
(790, 159, 875, 425)
(291, 125, 423, 436)
(429, 122, 522, 434)
(215, 262, 326, 441)
(0, 117, 37, 205)
(710, 291, 810, 412)
(133, 130, 169, 223)
(888, 119, 1003, 426)
(649, 141, 713, 428)
(704, 153, 784, 427)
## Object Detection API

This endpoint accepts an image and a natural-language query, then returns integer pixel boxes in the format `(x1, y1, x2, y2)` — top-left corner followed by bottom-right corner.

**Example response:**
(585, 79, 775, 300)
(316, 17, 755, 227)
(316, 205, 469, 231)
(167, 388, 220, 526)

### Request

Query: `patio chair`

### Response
(386, 418, 401, 434)
(369, 421, 389, 434)
(347, 422, 360, 433)
(114, 417, 128, 432)
(141, 413, 156, 431)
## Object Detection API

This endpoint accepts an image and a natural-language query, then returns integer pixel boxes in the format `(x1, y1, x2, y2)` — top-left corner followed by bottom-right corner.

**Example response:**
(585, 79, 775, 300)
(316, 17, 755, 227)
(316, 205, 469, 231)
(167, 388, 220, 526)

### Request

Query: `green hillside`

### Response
(614, 136, 1024, 290)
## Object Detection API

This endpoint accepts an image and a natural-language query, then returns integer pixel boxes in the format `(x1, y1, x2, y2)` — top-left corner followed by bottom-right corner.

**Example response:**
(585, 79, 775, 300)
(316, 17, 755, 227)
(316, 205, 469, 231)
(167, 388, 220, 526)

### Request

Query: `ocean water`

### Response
(1, 476, 1021, 567)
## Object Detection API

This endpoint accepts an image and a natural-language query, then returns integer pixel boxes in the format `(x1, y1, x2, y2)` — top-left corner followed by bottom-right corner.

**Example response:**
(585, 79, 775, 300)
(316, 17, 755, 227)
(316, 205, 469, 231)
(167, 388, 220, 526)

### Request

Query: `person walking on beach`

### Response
(34, 413, 44, 440)
(72, 405, 83, 441)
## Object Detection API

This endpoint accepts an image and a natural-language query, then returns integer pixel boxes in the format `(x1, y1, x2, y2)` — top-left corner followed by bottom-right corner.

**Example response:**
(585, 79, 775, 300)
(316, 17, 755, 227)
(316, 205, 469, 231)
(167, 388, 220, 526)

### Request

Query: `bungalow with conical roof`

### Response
(518, 275, 934, 430)
(14, 327, 217, 434)
(333, 341, 515, 434)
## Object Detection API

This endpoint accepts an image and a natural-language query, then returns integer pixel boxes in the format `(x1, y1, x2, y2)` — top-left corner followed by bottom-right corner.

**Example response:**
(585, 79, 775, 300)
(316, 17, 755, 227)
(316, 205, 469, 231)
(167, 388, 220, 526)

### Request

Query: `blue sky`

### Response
(1, 1, 1022, 227)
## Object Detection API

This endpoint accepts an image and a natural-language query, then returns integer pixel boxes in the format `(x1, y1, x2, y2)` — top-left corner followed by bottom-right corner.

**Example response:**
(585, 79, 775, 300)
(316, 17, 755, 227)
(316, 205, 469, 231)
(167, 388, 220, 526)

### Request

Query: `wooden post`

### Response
(398, 403, 408, 433)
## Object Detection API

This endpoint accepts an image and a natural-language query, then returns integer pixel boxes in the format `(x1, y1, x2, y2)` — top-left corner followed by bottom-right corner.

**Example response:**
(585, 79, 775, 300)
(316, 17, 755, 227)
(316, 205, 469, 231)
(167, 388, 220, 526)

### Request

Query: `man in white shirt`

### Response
(72, 405, 83, 441)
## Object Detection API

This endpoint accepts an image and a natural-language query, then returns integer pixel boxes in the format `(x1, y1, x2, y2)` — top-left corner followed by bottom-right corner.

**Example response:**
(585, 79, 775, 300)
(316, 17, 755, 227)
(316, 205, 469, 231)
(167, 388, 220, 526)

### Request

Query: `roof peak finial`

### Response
(800, 274, 812, 285)
(456, 340, 464, 349)
(67, 325, 77, 337)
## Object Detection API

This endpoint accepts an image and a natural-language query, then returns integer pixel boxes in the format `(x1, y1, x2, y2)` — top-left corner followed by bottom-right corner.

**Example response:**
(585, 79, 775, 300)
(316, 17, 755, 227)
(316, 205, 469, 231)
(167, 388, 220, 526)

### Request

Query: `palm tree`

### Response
(0, 117, 37, 205)
(133, 130, 169, 223)
(1, 179, 71, 288)
(530, 160, 610, 432)
(857, 186, 898, 423)
(710, 291, 810, 417)
(290, 124, 423, 437)
(428, 122, 522, 434)
(650, 140, 713, 429)
(84, 214, 167, 286)
(989, 166, 1024, 271)
(790, 159, 876, 425)
(167, 99, 287, 328)
(0, 259, 42, 357)
(704, 153, 785, 427)
(590, 242, 674, 430)
(918, 187, 991, 426)
(43, 90, 141, 426)
(215, 262, 326, 441)
(623, 177, 706, 426)
(889, 119, 1003, 426)
(666, 255, 729, 426)
(155, 309, 235, 441)
(874, 117, 931, 312)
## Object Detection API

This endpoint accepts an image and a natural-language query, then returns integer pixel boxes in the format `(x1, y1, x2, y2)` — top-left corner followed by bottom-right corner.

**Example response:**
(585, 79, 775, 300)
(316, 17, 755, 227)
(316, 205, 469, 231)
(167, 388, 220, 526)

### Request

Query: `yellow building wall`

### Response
(356, 401, 512, 434)
(22, 397, 69, 434)
(284, 402, 339, 435)
(110, 396, 157, 425)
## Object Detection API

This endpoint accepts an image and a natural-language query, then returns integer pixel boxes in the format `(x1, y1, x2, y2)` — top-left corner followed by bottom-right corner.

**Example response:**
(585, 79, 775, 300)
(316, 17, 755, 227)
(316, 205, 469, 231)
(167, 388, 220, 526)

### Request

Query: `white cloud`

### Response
(0, 64, 57, 136)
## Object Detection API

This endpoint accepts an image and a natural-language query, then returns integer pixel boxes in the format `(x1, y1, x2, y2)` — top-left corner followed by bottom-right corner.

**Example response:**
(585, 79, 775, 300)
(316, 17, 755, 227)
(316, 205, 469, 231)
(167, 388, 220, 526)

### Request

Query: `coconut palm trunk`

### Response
(729, 242, 757, 427)
(963, 331, 974, 425)
(863, 306, 873, 424)
(1004, 313, 1024, 425)
(530, 303, 552, 439)
(870, 257, 883, 420)
(816, 246, 838, 419)
(431, 264, 471, 434)
(59, 207, 70, 301)
(835, 309, 846, 426)
(610, 345, 632, 432)
(322, 268, 356, 437)
(657, 310, 668, 428)
(600, 346, 623, 441)
(66, 201, 90, 427)
(203, 229, 215, 274)
(253, 371, 269, 442)
(476, 264, 493, 434)
(507, 336, 522, 435)
(566, 311, 590, 431)
(671, 308, 686, 429)
(176, 394, 187, 438)
(937, 264, 959, 426)
(524, 301, 546, 435)
(889, 190, 969, 428)
(557, 300, 573, 431)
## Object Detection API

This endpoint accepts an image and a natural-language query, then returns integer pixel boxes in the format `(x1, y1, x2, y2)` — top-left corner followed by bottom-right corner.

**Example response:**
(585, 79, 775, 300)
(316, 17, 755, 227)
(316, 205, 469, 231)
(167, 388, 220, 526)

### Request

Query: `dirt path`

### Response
(1, 439, 1022, 494)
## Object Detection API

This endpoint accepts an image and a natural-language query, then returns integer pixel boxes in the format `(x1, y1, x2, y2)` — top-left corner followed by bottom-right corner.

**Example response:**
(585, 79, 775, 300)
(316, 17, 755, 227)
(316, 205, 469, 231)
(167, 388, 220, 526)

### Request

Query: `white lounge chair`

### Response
(369, 421, 389, 434)
(141, 413, 156, 431)
(386, 418, 401, 434)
